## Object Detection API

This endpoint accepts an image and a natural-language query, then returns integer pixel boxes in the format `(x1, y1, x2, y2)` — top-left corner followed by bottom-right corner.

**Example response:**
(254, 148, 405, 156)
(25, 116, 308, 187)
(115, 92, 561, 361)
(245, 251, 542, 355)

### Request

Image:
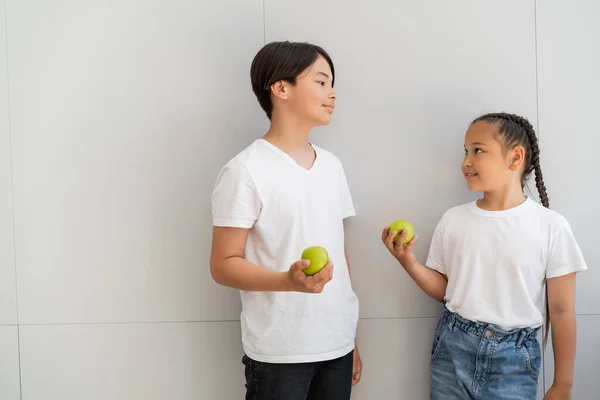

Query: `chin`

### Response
(321, 113, 334, 125)
(310, 116, 332, 127)
(465, 181, 483, 192)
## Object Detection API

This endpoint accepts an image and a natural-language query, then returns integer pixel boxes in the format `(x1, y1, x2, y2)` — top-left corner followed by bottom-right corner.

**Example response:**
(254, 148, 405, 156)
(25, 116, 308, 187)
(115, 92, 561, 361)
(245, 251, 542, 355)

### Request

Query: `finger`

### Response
(324, 262, 334, 279)
(405, 234, 419, 251)
(394, 230, 407, 250)
(385, 229, 397, 250)
(314, 262, 333, 282)
(310, 277, 328, 293)
(381, 226, 390, 242)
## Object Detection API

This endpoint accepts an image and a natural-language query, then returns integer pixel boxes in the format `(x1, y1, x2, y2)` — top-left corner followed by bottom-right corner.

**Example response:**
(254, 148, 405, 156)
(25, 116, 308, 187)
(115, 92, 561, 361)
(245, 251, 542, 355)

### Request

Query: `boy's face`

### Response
(286, 55, 337, 126)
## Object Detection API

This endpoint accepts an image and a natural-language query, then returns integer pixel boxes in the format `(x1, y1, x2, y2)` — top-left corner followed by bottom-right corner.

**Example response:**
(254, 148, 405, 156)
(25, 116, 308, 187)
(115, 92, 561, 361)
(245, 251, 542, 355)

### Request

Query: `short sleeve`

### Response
(211, 161, 261, 228)
(338, 162, 356, 219)
(546, 223, 588, 279)
(426, 216, 446, 274)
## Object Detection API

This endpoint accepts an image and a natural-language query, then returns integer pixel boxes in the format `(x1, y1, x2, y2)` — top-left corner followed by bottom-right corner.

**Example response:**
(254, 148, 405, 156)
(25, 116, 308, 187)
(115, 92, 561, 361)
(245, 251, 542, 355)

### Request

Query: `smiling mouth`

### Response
(323, 105, 334, 113)
(464, 173, 478, 178)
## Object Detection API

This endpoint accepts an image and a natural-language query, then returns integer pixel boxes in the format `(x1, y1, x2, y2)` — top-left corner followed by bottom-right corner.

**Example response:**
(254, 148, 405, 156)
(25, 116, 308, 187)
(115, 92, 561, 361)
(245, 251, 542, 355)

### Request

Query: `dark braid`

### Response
(472, 112, 551, 348)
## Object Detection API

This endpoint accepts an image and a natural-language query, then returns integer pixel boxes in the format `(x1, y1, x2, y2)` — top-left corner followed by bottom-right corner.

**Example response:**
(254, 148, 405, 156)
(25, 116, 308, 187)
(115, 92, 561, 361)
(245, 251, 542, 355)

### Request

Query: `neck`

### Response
(263, 110, 313, 150)
(479, 183, 527, 211)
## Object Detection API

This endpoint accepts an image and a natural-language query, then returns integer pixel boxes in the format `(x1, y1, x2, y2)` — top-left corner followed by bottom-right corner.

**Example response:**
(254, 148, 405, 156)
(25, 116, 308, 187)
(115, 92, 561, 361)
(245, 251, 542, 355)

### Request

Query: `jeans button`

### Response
(485, 330, 494, 338)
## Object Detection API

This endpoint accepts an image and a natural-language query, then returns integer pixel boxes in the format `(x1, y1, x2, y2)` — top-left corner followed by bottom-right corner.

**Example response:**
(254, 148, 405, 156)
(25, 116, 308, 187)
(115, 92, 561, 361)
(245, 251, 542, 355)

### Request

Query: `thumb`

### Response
(291, 259, 310, 272)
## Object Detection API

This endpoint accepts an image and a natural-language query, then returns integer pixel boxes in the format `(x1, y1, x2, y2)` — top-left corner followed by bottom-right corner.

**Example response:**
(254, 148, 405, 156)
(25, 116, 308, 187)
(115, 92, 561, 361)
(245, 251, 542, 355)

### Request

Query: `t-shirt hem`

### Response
(342, 209, 356, 219)
(546, 264, 588, 279)
(213, 219, 254, 228)
(243, 342, 355, 364)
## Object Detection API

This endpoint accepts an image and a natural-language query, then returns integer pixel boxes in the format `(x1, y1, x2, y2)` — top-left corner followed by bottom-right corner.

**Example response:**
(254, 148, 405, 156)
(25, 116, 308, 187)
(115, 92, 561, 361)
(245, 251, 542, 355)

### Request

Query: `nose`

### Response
(462, 156, 472, 170)
(329, 89, 337, 101)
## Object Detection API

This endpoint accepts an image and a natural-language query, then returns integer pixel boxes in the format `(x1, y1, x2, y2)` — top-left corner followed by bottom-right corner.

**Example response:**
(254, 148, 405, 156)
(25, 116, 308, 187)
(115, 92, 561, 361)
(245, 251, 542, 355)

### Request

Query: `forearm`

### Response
(404, 262, 447, 302)
(551, 311, 577, 388)
(211, 256, 291, 292)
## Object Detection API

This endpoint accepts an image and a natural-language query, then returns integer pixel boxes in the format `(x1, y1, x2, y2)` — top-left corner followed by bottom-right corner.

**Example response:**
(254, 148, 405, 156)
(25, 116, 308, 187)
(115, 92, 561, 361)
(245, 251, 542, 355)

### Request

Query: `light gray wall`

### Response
(0, 0, 597, 398)
(537, 0, 599, 398)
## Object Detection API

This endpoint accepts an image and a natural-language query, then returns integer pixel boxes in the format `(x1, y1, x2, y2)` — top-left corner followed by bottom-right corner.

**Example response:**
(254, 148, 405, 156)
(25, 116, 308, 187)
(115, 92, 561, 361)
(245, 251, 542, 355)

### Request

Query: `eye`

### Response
(317, 81, 326, 86)
(474, 148, 483, 154)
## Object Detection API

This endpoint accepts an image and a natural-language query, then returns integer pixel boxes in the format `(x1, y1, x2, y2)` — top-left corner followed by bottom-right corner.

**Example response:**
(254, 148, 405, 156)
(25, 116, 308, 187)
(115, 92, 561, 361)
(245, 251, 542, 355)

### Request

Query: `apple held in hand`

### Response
(389, 220, 415, 245)
(301, 246, 329, 276)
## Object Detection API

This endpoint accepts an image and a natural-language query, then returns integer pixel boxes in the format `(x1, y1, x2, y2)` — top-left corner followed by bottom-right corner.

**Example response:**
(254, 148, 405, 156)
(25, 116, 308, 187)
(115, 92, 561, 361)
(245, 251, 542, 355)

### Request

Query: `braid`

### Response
(502, 113, 549, 208)
(472, 111, 551, 349)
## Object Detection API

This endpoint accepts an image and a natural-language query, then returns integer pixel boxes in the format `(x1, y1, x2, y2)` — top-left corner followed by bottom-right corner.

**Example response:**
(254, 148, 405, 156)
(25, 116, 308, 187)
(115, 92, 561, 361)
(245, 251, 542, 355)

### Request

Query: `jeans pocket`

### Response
(520, 340, 542, 377)
(242, 355, 259, 399)
(430, 318, 448, 360)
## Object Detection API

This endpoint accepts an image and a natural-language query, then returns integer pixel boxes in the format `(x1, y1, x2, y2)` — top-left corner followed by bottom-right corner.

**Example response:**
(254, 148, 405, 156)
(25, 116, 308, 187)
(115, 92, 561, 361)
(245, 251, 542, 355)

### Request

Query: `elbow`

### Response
(434, 289, 446, 303)
(210, 259, 224, 285)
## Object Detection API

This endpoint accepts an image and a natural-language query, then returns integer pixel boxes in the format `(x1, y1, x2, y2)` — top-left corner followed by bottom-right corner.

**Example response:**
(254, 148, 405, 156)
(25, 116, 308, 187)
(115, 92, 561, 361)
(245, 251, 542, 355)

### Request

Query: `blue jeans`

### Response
(430, 305, 541, 400)
(242, 350, 353, 400)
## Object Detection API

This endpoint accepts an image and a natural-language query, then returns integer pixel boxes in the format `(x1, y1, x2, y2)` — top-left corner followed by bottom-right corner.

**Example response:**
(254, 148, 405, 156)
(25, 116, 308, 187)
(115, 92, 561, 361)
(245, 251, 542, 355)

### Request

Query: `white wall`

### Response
(0, 0, 597, 399)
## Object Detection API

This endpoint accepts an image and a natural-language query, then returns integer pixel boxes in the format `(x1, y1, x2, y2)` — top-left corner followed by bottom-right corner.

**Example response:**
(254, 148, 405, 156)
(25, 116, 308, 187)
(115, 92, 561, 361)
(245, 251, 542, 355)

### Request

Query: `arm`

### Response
(210, 226, 333, 293)
(210, 226, 291, 291)
(381, 227, 447, 302)
(344, 246, 362, 386)
(546, 273, 577, 394)
(404, 261, 448, 303)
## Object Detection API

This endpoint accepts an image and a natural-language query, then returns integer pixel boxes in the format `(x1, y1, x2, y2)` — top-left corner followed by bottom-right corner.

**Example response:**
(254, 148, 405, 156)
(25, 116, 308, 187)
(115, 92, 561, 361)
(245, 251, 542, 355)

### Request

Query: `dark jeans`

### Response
(242, 350, 354, 400)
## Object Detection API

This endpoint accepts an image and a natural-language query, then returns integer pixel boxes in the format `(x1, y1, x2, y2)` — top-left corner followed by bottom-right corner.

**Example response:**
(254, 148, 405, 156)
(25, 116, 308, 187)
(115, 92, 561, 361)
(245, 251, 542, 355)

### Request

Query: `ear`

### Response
(270, 80, 289, 101)
(509, 145, 525, 171)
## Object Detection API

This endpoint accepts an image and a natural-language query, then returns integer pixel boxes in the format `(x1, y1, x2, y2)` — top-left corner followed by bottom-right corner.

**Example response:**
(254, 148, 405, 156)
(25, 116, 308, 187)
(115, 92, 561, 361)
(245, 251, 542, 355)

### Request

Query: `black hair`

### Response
(250, 41, 335, 120)
(471, 112, 551, 347)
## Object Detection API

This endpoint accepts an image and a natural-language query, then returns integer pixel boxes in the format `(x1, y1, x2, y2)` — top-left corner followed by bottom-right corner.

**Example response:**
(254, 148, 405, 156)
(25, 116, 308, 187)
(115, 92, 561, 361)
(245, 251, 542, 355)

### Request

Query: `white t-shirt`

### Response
(211, 138, 359, 363)
(426, 197, 587, 330)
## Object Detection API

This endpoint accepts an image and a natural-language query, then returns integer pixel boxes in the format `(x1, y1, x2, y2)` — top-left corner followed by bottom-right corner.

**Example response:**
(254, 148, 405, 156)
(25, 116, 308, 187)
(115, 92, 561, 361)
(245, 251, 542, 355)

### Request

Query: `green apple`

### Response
(389, 220, 415, 245)
(301, 246, 329, 276)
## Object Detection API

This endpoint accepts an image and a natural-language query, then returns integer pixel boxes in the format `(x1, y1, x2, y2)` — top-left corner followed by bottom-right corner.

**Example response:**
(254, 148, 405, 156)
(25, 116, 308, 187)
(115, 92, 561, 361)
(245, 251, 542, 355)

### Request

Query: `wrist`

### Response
(400, 258, 417, 271)
(278, 271, 294, 291)
(552, 380, 573, 390)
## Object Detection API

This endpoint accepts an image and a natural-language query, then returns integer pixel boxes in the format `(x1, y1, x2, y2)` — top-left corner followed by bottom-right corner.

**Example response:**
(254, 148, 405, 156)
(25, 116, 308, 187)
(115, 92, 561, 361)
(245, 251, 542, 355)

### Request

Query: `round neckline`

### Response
(469, 196, 532, 218)
(258, 138, 319, 173)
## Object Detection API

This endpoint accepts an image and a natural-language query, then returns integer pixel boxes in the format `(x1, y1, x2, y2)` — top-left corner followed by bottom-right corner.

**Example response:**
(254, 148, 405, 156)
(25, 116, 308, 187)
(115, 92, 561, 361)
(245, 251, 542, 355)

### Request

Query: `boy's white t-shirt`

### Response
(426, 197, 587, 330)
(211, 138, 359, 363)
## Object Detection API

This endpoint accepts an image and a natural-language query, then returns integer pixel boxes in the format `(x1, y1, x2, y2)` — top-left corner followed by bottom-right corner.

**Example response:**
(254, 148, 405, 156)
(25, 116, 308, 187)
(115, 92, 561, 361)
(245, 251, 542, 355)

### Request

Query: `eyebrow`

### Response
(317, 72, 330, 79)
(464, 142, 487, 146)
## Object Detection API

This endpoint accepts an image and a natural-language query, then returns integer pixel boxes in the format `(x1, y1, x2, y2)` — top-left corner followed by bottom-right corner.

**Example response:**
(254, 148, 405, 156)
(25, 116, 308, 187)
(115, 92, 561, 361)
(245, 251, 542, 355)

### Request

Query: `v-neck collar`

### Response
(258, 138, 319, 173)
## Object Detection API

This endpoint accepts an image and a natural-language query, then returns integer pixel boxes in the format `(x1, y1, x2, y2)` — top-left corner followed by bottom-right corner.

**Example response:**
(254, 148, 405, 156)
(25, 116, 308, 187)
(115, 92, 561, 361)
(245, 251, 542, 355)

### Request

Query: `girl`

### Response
(382, 112, 587, 400)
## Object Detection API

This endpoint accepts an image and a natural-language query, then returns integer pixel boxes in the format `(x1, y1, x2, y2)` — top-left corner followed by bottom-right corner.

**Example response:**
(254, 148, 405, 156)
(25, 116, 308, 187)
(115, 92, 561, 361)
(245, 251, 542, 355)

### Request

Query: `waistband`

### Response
(440, 304, 541, 344)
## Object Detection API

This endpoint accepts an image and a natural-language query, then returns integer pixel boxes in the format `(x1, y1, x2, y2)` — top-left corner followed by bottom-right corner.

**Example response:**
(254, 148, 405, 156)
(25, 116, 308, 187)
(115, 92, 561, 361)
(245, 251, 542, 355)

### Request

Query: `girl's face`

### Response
(462, 121, 525, 192)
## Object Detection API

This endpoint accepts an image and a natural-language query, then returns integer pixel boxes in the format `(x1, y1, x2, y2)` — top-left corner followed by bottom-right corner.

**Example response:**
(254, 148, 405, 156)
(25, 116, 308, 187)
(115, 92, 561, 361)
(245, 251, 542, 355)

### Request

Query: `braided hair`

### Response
(471, 112, 551, 347)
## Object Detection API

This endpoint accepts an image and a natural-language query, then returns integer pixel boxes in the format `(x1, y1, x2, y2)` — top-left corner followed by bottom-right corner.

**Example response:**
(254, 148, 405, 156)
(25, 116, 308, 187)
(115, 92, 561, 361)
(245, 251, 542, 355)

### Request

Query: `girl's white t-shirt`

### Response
(426, 197, 588, 330)
(211, 139, 359, 363)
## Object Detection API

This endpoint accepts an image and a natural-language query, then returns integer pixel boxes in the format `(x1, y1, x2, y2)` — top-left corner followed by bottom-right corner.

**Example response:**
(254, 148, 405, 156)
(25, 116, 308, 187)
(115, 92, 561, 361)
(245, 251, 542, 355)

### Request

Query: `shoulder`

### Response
(440, 201, 475, 222)
(214, 140, 266, 184)
(313, 143, 342, 164)
(218, 139, 268, 172)
(312, 143, 349, 179)
(527, 199, 571, 230)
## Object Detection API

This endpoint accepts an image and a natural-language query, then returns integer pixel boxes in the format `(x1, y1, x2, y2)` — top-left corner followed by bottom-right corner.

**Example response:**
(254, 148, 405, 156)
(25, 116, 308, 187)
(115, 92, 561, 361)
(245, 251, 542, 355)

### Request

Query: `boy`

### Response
(210, 41, 361, 400)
